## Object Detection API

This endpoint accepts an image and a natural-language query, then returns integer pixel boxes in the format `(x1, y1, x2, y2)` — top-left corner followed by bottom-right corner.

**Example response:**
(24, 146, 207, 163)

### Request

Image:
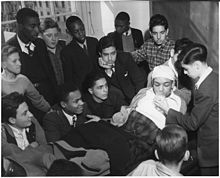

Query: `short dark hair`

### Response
(174, 38, 194, 74)
(66, 16, 83, 32)
(83, 72, 107, 92)
(98, 35, 115, 53)
(178, 43, 207, 65)
(2, 92, 26, 124)
(115, 11, 130, 22)
(58, 83, 79, 102)
(149, 14, 168, 32)
(174, 38, 193, 54)
(1, 45, 19, 62)
(16, 8, 39, 24)
(40, 17, 60, 33)
(156, 124, 188, 165)
(46, 159, 82, 176)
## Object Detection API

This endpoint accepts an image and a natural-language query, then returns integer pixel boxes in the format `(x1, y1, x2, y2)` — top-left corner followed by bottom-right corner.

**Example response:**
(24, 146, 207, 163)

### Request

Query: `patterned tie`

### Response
(25, 43, 34, 56)
(72, 115, 77, 128)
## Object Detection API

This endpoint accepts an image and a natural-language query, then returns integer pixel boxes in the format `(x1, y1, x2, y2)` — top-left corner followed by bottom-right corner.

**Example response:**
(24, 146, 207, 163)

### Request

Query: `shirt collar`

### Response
(17, 35, 35, 54)
(8, 124, 26, 136)
(195, 66, 212, 89)
(77, 40, 87, 49)
(62, 110, 77, 126)
(122, 28, 131, 36)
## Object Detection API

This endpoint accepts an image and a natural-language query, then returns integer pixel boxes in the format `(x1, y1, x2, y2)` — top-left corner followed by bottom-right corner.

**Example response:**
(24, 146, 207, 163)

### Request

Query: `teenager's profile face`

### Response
(12, 102, 33, 129)
(63, 90, 84, 115)
(69, 21, 86, 44)
(150, 25, 168, 45)
(89, 78, 108, 103)
(19, 16, 40, 42)
(3, 52, 21, 75)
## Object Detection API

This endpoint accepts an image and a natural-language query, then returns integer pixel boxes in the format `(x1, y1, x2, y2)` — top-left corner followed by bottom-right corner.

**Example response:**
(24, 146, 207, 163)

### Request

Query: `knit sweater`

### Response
(2, 74, 51, 112)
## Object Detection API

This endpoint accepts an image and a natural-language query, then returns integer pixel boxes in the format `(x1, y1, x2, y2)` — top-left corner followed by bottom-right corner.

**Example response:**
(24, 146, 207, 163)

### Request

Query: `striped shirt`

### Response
(132, 38, 175, 70)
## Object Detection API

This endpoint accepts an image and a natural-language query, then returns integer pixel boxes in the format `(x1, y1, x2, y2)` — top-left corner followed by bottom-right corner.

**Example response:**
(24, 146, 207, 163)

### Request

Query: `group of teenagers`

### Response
(1, 7, 218, 176)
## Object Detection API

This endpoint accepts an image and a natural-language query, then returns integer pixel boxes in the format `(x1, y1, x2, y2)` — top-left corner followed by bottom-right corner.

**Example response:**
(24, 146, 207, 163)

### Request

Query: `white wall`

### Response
(81, 1, 150, 40)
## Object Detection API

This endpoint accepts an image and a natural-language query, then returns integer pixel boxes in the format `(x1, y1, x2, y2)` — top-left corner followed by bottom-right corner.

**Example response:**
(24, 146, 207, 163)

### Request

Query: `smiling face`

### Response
(89, 78, 109, 103)
(2, 52, 21, 75)
(69, 21, 86, 44)
(152, 77, 174, 97)
(42, 27, 59, 49)
(150, 25, 168, 46)
(18, 16, 40, 43)
(62, 90, 84, 115)
(10, 102, 33, 129)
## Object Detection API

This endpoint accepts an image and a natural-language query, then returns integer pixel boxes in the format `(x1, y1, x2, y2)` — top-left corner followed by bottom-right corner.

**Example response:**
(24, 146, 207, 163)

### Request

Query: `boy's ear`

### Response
(183, 150, 190, 161)
(8, 117, 16, 125)
(88, 88, 93, 95)
(154, 149, 159, 160)
(60, 101, 66, 109)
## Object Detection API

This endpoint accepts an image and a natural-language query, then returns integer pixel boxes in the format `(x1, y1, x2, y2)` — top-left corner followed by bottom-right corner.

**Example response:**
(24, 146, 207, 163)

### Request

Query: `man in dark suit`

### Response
(43, 83, 99, 142)
(108, 11, 150, 75)
(61, 16, 99, 89)
(154, 43, 219, 176)
(98, 36, 147, 104)
(6, 8, 57, 106)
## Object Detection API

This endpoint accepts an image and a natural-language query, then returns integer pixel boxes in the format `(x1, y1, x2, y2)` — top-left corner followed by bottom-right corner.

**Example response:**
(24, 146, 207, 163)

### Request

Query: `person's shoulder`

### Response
(86, 36, 98, 42)
(131, 27, 142, 34)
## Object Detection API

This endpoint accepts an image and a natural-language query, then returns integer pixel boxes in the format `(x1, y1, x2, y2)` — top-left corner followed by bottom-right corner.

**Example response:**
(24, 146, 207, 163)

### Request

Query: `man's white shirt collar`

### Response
(8, 124, 29, 150)
(77, 40, 87, 49)
(195, 66, 212, 89)
(123, 28, 131, 36)
(62, 110, 77, 126)
(17, 35, 35, 55)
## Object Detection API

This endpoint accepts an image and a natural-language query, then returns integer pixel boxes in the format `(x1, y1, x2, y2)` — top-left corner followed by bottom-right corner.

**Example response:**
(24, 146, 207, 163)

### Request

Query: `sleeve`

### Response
(126, 54, 147, 93)
(131, 42, 148, 63)
(31, 117, 47, 145)
(42, 112, 62, 142)
(61, 49, 80, 85)
(166, 94, 216, 131)
(1, 126, 23, 157)
(24, 76, 51, 112)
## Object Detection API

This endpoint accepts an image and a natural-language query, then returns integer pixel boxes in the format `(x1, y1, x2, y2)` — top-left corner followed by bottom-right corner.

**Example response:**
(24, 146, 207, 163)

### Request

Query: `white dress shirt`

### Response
(62, 110, 77, 126)
(195, 66, 212, 90)
(8, 125, 29, 150)
(17, 35, 35, 55)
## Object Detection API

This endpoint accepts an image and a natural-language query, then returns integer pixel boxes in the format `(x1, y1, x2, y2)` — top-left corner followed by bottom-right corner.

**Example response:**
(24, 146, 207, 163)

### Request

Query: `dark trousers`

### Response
(61, 121, 132, 175)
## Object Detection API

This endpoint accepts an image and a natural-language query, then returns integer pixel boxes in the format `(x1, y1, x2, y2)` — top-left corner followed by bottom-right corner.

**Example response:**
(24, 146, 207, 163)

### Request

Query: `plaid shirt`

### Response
(132, 38, 175, 70)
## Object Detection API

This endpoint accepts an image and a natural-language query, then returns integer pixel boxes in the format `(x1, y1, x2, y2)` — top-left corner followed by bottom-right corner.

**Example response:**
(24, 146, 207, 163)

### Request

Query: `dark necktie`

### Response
(25, 43, 34, 56)
(83, 44, 88, 56)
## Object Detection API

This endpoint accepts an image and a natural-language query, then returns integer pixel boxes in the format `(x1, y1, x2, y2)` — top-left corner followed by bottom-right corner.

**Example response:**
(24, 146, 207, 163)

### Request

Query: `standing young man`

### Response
(154, 43, 219, 176)
(6, 8, 57, 105)
(61, 16, 99, 89)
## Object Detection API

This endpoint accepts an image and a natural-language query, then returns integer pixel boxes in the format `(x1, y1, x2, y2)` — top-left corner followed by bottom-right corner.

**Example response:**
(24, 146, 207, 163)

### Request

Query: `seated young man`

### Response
(43, 83, 99, 142)
(2, 92, 47, 157)
(129, 124, 190, 176)
(112, 65, 187, 129)
(83, 72, 127, 120)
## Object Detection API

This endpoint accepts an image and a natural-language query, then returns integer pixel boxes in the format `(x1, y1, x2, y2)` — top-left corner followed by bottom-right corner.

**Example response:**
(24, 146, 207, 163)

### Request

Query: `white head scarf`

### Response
(152, 65, 175, 81)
